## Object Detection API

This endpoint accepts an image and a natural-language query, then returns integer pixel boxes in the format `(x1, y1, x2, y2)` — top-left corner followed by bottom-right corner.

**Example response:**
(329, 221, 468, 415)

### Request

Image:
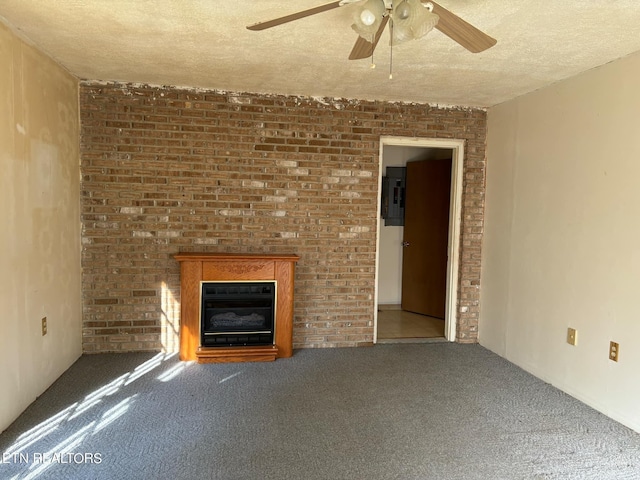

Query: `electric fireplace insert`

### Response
(200, 281, 276, 347)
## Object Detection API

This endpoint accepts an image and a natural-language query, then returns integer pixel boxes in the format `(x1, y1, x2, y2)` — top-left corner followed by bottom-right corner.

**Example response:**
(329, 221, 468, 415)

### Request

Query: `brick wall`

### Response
(79, 82, 486, 353)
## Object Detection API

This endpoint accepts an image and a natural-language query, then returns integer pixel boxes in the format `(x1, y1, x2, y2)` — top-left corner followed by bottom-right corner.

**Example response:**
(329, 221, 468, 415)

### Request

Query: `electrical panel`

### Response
(381, 167, 406, 226)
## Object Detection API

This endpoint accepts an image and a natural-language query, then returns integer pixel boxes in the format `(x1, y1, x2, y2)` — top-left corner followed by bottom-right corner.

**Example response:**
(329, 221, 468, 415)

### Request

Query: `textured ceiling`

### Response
(2, 0, 640, 107)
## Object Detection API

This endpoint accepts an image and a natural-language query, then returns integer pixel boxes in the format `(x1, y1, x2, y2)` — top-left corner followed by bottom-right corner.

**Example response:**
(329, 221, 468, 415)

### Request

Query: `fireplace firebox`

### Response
(201, 282, 276, 347)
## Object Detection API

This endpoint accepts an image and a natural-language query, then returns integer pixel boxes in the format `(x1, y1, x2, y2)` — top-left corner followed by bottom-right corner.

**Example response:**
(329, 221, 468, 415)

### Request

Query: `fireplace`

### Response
(201, 281, 276, 347)
(174, 253, 299, 363)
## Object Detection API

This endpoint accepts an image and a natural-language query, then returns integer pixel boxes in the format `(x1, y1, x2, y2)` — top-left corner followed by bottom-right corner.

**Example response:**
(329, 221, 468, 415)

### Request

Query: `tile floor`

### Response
(377, 306, 445, 340)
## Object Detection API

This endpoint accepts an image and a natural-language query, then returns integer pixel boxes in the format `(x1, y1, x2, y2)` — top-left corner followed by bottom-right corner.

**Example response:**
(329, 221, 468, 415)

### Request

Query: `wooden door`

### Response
(401, 158, 452, 318)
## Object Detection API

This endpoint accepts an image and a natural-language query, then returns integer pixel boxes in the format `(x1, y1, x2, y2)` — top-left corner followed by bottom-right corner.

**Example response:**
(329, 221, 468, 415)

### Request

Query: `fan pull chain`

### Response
(389, 19, 394, 79)
(370, 33, 376, 69)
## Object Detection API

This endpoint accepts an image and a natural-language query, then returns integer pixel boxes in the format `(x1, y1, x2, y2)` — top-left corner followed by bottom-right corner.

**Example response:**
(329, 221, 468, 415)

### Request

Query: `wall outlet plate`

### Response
(567, 327, 577, 346)
(609, 341, 619, 362)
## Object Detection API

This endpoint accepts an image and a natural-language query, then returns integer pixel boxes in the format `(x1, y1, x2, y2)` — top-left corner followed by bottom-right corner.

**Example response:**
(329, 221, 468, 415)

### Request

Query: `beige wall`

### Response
(378, 146, 414, 305)
(0, 22, 81, 431)
(481, 50, 640, 433)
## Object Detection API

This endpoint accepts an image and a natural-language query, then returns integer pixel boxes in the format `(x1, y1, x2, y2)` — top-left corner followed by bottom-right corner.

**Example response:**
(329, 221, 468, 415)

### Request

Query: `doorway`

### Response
(374, 137, 464, 343)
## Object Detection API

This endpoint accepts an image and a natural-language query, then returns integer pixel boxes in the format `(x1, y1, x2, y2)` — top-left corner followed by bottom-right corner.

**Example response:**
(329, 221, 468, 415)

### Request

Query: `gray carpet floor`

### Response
(1, 344, 639, 480)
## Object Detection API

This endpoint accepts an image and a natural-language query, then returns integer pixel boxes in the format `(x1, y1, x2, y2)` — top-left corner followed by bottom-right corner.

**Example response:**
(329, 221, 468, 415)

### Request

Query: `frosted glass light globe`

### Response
(396, 1, 411, 20)
(360, 9, 376, 26)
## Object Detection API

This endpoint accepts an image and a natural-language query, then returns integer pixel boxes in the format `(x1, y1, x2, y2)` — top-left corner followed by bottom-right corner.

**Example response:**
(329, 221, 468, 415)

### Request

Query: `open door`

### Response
(401, 158, 452, 318)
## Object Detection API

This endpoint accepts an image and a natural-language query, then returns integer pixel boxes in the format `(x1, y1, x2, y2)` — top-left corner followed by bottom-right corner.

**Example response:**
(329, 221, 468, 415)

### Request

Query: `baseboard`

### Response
(377, 304, 402, 311)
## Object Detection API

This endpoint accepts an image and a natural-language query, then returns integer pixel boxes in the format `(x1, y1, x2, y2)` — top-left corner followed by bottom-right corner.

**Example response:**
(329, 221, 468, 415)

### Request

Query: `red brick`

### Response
(79, 82, 486, 352)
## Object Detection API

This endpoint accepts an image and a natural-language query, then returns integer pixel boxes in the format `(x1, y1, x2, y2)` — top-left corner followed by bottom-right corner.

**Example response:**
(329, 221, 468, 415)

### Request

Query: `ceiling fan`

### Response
(246, 0, 497, 61)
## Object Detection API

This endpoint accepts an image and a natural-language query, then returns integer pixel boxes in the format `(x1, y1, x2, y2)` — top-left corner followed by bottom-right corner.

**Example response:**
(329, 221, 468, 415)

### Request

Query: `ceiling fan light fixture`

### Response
(352, 0, 385, 39)
(391, 0, 439, 45)
(395, 0, 411, 20)
(360, 9, 377, 26)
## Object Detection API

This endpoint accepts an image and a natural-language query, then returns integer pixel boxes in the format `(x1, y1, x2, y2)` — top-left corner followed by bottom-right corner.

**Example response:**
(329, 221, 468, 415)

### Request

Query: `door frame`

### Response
(374, 136, 465, 342)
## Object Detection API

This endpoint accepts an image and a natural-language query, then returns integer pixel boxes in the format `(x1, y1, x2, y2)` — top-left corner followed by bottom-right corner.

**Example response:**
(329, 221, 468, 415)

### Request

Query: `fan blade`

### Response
(349, 15, 390, 60)
(247, 1, 343, 31)
(427, 1, 496, 53)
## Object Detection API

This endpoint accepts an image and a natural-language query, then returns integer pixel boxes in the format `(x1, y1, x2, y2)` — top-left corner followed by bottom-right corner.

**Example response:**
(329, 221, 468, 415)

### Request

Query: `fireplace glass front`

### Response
(200, 282, 276, 347)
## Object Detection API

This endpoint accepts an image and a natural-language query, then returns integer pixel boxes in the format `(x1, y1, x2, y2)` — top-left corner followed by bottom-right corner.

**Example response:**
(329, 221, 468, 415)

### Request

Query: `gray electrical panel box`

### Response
(381, 167, 406, 226)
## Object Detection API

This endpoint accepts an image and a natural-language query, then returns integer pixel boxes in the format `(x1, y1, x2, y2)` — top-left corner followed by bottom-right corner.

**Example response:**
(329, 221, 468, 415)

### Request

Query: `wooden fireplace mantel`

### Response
(174, 253, 299, 363)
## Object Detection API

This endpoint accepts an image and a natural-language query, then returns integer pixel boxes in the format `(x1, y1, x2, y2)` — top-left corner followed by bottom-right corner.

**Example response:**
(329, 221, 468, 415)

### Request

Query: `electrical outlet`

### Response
(567, 328, 577, 346)
(609, 341, 619, 362)
(41, 317, 47, 336)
